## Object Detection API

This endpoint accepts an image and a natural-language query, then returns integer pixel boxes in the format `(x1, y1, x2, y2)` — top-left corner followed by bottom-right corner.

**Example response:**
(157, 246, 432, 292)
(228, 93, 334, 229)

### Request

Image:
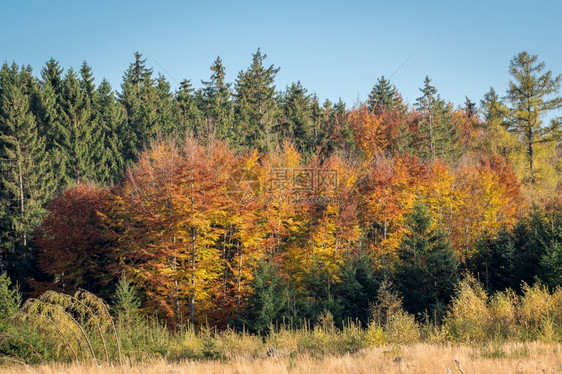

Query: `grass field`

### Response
(2, 342, 562, 374)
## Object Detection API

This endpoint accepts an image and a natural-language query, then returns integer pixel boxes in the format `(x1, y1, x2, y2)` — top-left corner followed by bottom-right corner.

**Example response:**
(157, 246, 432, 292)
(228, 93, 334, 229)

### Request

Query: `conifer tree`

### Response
(0, 64, 55, 275)
(38, 59, 68, 188)
(414, 76, 458, 161)
(119, 52, 156, 162)
(95, 79, 126, 184)
(479, 87, 520, 158)
(60, 68, 97, 182)
(505, 51, 562, 184)
(395, 202, 458, 318)
(202, 57, 234, 142)
(278, 81, 314, 155)
(368, 76, 404, 113)
(176, 79, 201, 136)
(154, 74, 177, 137)
(234, 49, 280, 152)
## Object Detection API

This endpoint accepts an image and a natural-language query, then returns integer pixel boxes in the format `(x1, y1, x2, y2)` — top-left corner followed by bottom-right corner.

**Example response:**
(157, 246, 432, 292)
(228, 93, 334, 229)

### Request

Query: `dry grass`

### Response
(3, 342, 562, 374)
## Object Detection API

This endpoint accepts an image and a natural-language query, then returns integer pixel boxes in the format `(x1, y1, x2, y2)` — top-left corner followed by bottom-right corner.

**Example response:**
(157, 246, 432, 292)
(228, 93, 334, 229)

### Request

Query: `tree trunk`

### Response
(191, 227, 196, 327)
(236, 243, 242, 320)
(527, 127, 535, 184)
(18, 159, 26, 246)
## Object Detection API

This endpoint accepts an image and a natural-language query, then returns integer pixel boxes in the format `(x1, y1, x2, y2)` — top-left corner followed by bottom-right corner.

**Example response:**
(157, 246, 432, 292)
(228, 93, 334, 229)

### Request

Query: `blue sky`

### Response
(2, 0, 561, 109)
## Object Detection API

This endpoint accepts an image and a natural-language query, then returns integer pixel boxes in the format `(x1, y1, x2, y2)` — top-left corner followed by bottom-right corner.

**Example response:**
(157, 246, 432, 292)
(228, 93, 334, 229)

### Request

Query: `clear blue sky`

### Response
(2, 0, 561, 109)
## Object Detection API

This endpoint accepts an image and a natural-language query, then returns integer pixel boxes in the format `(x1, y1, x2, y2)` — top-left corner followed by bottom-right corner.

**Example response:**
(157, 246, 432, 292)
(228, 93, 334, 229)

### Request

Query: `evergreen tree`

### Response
(414, 76, 458, 161)
(278, 81, 314, 155)
(479, 87, 520, 158)
(368, 76, 403, 113)
(153, 74, 177, 137)
(245, 258, 287, 333)
(119, 52, 157, 162)
(94, 79, 126, 184)
(38, 59, 68, 189)
(505, 51, 562, 184)
(0, 272, 21, 323)
(202, 57, 234, 142)
(176, 79, 202, 136)
(60, 68, 97, 182)
(395, 202, 458, 318)
(234, 48, 280, 152)
(335, 250, 382, 326)
(0, 64, 55, 277)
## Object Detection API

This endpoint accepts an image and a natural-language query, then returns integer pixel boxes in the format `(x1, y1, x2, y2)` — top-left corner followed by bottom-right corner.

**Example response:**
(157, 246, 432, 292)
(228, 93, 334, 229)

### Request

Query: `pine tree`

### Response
(95, 79, 126, 184)
(505, 51, 562, 184)
(395, 202, 458, 318)
(118, 52, 157, 162)
(38, 59, 68, 189)
(0, 64, 55, 276)
(60, 68, 97, 182)
(245, 257, 287, 333)
(479, 87, 520, 158)
(278, 81, 314, 155)
(202, 57, 234, 142)
(154, 74, 177, 137)
(368, 76, 403, 113)
(176, 79, 202, 136)
(414, 76, 458, 161)
(234, 49, 280, 152)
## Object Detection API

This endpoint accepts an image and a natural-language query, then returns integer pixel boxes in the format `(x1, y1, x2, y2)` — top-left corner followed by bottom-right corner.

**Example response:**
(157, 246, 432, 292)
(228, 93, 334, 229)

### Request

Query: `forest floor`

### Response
(2, 342, 562, 373)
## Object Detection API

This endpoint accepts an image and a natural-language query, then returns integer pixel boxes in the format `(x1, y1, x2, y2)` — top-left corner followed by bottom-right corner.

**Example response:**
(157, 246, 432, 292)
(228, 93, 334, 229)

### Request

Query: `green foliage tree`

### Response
(395, 202, 458, 319)
(176, 79, 202, 136)
(112, 277, 141, 326)
(94, 79, 126, 184)
(245, 258, 287, 333)
(202, 57, 234, 142)
(234, 48, 280, 152)
(368, 76, 404, 113)
(38, 59, 69, 188)
(414, 76, 458, 161)
(0, 64, 55, 278)
(0, 272, 21, 323)
(335, 250, 381, 326)
(278, 81, 314, 155)
(505, 51, 562, 184)
(60, 68, 99, 182)
(118, 52, 157, 162)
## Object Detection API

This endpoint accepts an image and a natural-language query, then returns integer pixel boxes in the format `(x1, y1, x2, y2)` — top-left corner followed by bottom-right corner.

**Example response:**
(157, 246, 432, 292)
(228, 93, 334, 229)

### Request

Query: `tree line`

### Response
(0, 49, 560, 331)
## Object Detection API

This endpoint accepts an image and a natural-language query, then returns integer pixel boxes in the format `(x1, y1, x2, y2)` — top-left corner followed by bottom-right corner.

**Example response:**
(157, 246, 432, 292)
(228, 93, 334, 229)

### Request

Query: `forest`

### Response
(0, 49, 561, 365)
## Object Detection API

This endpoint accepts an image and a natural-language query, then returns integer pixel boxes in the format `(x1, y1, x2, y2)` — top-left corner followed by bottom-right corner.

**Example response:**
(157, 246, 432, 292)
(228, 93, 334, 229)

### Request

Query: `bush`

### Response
(445, 275, 489, 342)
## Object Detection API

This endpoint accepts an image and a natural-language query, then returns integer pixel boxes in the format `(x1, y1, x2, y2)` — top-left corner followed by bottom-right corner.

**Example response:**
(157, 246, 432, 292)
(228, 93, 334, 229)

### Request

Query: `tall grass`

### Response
(3, 276, 562, 366)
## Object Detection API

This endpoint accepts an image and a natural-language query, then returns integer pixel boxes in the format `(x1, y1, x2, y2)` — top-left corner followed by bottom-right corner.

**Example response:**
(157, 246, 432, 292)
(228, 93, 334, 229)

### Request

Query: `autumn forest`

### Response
(0, 49, 561, 364)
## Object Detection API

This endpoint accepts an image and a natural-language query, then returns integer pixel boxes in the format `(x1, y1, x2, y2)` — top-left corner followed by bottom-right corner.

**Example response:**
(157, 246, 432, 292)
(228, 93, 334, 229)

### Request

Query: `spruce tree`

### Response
(0, 64, 55, 275)
(234, 49, 280, 152)
(95, 79, 126, 184)
(60, 68, 97, 182)
(202, 57, 234, 142)
(505, 51, 562, 184)
(368, 76, 403, 113)
(480, 87, 520, 157)
(414, 76, 458, 161)
(176, 79, 202, 136)
(245, 257, 287, 333)
(154, 74, 177, 137)
(278, 81, 314, 155)
(119, 52, 156, 162)
(395, 202, 458, 319)
(38, 59, 68, 189)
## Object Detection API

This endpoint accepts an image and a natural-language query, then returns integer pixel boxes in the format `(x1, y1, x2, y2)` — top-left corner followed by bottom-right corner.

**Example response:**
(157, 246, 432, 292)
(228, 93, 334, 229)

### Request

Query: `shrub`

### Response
(445, 275, 489, 342)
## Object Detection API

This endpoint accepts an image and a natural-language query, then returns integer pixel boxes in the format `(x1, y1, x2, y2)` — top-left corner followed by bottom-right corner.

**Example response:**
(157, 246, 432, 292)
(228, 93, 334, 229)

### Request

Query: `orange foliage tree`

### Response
(34, 184, 112, 295)
(108, 138, 232, 326)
